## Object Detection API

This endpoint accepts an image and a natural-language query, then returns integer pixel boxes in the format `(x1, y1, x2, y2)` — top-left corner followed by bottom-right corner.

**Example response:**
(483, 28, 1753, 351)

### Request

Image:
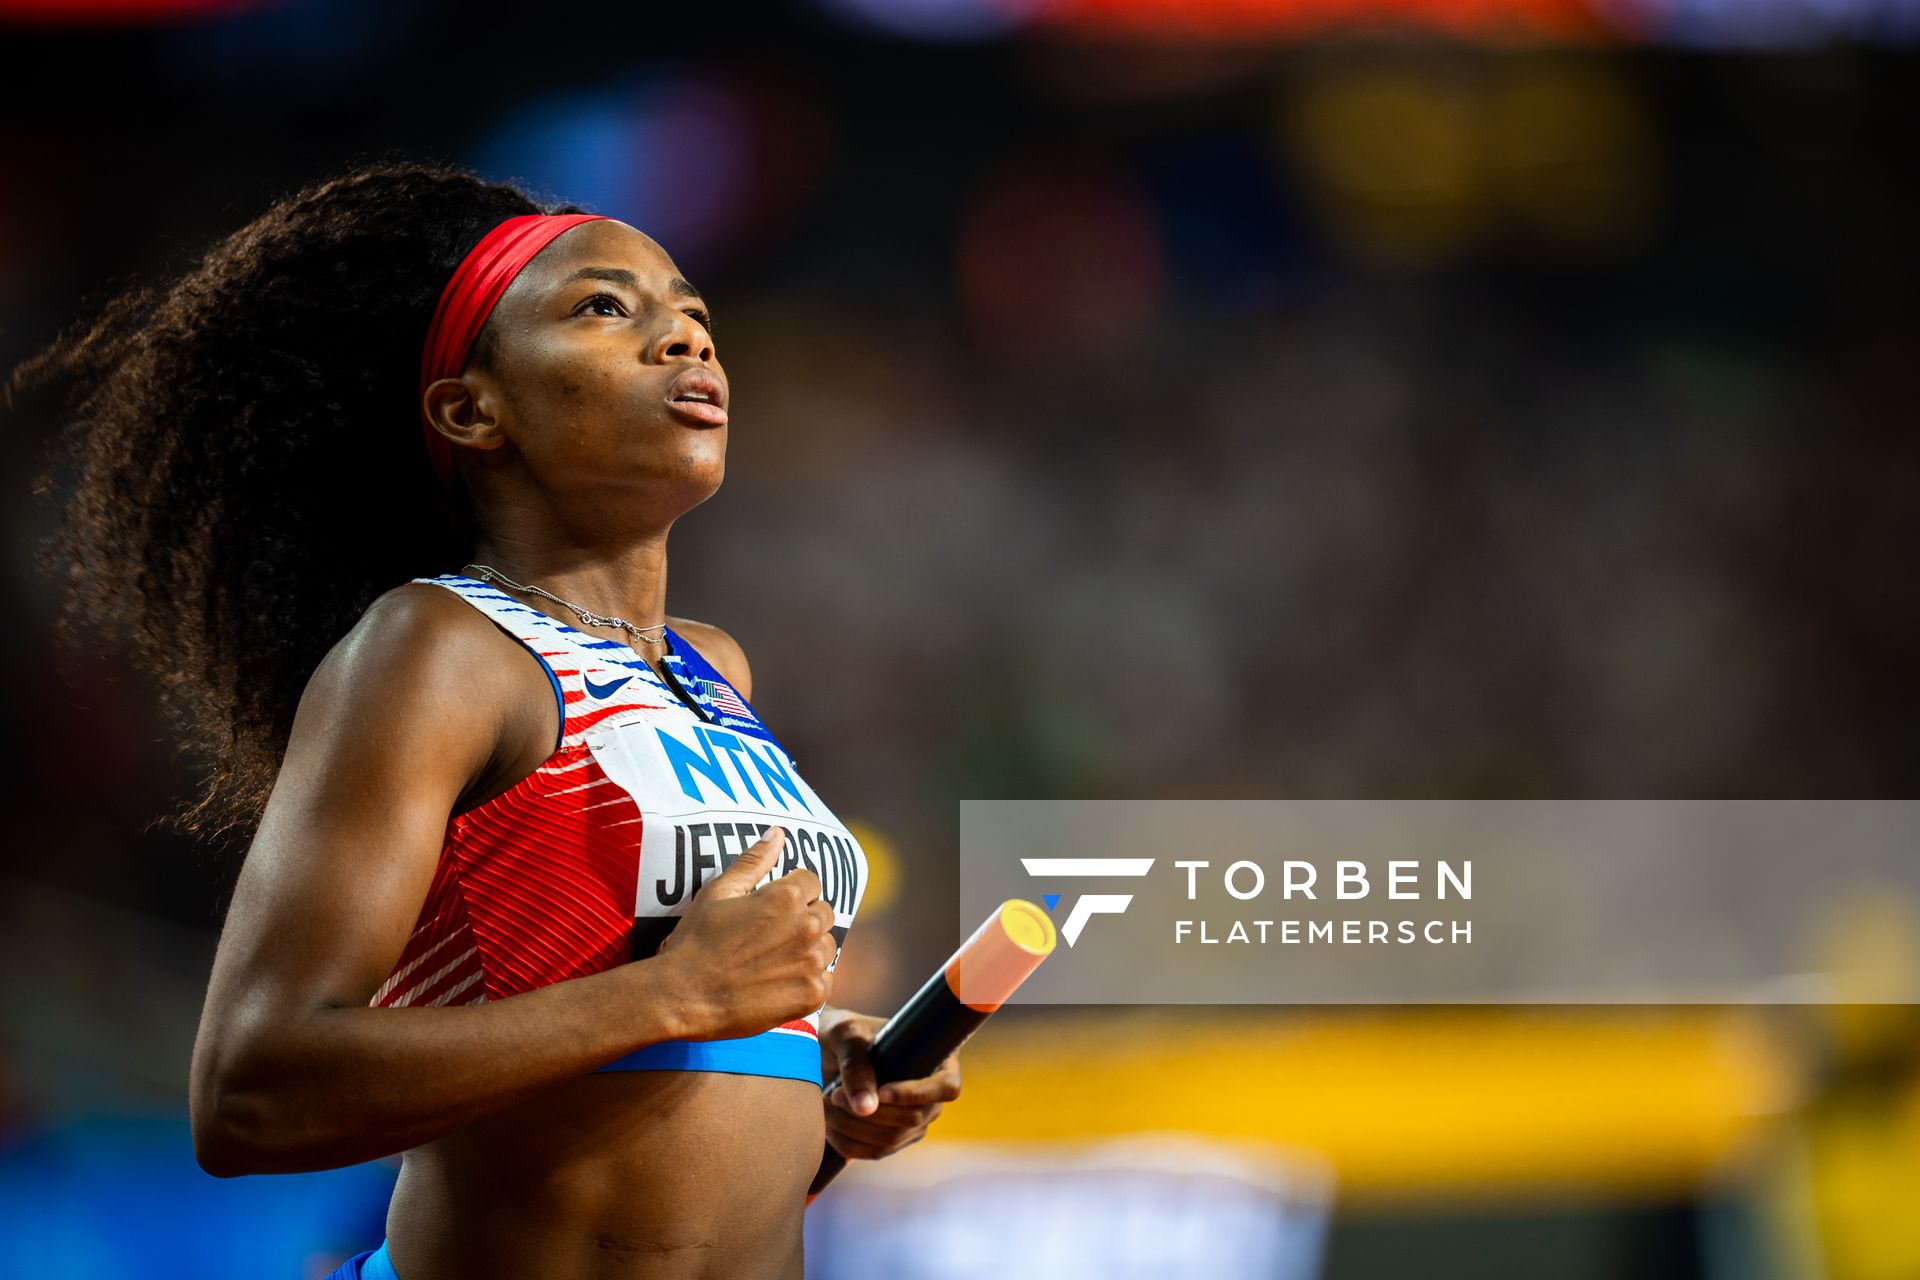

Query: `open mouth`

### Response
(666, 368, 728, 426)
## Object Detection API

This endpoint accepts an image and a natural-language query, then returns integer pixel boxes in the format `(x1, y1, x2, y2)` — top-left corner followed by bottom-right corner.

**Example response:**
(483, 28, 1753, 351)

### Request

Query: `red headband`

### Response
(419, 212, 611, 486)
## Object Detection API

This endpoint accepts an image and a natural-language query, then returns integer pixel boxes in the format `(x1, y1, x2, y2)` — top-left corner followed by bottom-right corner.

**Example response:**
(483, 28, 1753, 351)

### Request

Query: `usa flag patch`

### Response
(701, 678, 752, 719)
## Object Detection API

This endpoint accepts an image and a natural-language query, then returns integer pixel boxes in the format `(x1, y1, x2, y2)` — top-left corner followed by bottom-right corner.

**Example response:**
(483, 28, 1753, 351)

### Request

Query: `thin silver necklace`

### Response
(463, 562, 668, 648)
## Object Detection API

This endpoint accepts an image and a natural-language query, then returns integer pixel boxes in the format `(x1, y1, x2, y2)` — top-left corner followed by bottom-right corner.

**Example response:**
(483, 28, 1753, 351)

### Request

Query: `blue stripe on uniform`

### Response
(594, 1030, 821, 1084)
(324, 1238, 400, 1280)
(662, 626, 788, 753)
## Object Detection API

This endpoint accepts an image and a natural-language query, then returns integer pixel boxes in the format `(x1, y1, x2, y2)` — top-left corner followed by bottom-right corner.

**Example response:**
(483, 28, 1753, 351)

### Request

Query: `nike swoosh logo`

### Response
(584, 673, 634, 700)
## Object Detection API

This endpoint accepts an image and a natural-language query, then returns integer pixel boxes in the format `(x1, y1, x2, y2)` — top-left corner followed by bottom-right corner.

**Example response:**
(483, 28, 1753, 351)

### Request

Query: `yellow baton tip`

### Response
(998, 899, 1057, 956)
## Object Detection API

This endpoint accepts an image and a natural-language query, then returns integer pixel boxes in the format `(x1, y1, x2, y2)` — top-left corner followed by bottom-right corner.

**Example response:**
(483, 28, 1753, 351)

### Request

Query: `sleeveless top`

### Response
(365, 573, 869, 1084)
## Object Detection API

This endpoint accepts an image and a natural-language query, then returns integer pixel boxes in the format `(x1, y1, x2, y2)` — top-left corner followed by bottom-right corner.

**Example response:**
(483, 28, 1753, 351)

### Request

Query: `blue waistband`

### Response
(326, 1238, 398, 1280)
(366, 1241, 399, 1280)
(594, 1030, 821, 1083)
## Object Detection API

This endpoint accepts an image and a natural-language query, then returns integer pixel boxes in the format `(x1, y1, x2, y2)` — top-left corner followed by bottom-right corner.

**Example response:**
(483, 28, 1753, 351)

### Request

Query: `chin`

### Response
(687, 464, 725, 505)
(666, 452, 725, 506)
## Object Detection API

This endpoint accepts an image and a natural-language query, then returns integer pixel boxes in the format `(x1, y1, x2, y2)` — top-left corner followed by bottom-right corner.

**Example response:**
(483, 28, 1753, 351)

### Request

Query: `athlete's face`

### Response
(446, 218, 728, 507)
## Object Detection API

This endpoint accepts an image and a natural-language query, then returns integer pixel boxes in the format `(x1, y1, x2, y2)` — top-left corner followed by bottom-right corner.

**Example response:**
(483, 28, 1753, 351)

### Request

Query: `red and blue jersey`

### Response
(367, 573, 868, 1084)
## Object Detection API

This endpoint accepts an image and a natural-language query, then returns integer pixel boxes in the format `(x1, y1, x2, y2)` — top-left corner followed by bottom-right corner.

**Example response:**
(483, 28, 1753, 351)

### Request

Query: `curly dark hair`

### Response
(8, 160, 589, 845)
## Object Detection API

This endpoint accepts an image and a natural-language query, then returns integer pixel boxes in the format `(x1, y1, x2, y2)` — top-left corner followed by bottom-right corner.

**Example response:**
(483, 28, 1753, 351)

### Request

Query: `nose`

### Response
(651, 309, 714, 364)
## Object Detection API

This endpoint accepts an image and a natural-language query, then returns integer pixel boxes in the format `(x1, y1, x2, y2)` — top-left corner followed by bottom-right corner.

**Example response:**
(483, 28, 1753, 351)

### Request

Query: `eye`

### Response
(574, 291, 627, 318)
(686, 307, 714, 335)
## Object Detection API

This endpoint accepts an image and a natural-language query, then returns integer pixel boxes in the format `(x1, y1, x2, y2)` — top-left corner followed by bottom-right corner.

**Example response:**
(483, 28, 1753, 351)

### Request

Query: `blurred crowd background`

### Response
(2, 0, 1917, 1276)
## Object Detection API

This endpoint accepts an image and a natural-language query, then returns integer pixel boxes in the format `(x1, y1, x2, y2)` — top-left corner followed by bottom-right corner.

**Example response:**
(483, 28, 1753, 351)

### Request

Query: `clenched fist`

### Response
(654, 827, 838, 1041)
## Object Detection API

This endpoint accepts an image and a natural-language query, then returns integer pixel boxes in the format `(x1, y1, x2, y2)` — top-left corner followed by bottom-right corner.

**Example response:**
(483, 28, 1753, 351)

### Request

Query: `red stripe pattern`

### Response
(371, 742, 644, 1008)
(369, 579, 681, 1012)
(367, 575, 838, 1064)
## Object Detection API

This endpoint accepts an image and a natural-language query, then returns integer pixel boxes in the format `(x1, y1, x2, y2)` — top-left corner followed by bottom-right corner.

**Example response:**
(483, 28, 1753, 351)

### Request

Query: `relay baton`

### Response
(808, 898, 1057, 1201)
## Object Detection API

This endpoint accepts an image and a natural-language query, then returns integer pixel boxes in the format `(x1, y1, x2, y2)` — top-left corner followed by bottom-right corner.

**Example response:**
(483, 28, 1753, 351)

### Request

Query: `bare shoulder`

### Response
(298, 580, 535, 744)
(667, 616, 752, 700)
(196, 582, 526, 1088)
(360, 579, 491, 640)
(332, 581, 514, 685)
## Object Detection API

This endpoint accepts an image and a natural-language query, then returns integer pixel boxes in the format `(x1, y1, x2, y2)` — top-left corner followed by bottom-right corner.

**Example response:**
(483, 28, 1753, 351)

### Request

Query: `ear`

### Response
(421, 372, 509, 460)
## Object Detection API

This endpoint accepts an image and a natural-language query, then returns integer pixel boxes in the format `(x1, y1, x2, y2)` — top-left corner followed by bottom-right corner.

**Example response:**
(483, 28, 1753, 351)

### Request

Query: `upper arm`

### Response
(193, 586, 512, 1086)
(672, 618, 752, 702)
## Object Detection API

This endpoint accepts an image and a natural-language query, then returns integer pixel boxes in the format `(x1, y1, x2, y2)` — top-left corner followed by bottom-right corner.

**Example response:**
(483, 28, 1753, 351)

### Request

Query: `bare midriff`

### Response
(384, 1070, 823, 1280)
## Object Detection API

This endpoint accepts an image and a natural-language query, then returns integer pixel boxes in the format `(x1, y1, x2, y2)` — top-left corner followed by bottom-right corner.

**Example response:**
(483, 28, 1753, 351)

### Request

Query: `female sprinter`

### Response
(12, 161, 960, 1278)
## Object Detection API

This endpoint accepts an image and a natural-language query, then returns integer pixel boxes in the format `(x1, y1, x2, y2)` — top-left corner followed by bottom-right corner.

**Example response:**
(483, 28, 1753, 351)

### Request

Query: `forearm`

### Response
(194, 955, 689, 1176)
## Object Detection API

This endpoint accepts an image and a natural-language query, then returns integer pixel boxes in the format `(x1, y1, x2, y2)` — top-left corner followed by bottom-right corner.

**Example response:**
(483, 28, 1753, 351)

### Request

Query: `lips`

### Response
(665, 366, 728, 427)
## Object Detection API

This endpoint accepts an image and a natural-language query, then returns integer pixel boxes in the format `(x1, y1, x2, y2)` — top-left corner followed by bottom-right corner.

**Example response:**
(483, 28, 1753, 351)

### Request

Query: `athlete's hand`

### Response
(820, 1008, 962, 1160)
(655, 827, 837, 1041)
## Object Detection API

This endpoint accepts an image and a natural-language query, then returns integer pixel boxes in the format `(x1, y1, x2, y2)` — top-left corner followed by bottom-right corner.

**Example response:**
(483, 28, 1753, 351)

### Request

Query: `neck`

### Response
(465, 532, 669, 632)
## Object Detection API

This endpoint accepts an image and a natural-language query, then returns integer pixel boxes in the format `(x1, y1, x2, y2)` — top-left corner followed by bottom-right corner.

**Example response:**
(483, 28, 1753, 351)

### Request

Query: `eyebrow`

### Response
(563, 266, 704, 301)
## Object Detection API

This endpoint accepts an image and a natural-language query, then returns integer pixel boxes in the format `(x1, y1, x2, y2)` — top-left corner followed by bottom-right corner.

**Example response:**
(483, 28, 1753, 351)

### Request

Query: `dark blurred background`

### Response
(1, 0, 1917, 1276)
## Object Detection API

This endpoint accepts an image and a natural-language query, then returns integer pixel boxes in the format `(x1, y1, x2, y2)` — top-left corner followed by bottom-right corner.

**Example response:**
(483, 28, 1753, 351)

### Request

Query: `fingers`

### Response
(825, 1123, 926, 1162)
(825, 1105, 944, 1159)
(821, 1113, 933, 1174)
(829, 1028, 880, 1117)
(822, 1051, 958, 1159)
(767, 866, 822, 905)
(788, 893, 835, 965)
(704, 827, 785, 899)
(824, 1099, 944, 1144)
(877, 1057, 962, 1107)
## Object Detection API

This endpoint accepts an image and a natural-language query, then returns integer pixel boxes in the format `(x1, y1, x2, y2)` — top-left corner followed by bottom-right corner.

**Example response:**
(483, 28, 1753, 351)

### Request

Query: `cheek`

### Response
(531, 348, 617, 406)
(545, 370, 632, 445)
